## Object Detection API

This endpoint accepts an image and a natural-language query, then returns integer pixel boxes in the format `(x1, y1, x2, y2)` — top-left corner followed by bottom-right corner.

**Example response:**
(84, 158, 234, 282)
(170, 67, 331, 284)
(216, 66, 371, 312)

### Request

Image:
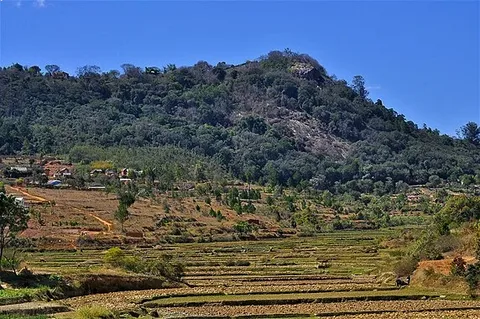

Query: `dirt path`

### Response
(88, 213, 113, 232)
(68, 206, 113, 232)
(6, 185, 114, 232)
(6, 185, 49, 202)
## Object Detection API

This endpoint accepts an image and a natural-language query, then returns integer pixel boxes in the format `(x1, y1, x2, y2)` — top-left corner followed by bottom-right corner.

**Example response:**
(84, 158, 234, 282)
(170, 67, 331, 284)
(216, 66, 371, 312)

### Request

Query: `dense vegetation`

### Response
(1, 50, 479, 193)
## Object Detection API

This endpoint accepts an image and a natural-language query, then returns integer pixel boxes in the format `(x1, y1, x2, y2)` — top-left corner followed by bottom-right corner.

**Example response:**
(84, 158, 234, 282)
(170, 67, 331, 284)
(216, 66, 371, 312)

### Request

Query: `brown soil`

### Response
(417, 256, 476, 276)
(6, 186, 285, 249)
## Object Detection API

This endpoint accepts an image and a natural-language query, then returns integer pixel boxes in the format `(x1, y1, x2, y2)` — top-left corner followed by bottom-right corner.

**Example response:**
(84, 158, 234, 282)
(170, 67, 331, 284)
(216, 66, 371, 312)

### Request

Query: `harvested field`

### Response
(4, 187, 472, 319)
(155, 300, 480, 318)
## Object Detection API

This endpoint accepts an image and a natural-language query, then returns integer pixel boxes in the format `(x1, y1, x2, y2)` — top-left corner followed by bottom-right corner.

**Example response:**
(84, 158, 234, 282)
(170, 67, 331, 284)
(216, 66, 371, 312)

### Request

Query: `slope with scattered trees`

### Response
(1, 50, 479, 194)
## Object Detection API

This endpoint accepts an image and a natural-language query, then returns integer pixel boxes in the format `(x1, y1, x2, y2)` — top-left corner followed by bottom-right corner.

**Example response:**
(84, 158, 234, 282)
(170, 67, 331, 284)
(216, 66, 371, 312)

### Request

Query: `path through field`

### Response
(6, 185, 48, 203)
(7, 186, 115, 233)
(88, 213, 113, 232)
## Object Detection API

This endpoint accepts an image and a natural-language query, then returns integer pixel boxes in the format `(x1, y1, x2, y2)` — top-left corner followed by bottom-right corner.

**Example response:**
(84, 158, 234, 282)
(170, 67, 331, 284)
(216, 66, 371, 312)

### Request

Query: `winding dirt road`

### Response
(6, 185, 113, 232)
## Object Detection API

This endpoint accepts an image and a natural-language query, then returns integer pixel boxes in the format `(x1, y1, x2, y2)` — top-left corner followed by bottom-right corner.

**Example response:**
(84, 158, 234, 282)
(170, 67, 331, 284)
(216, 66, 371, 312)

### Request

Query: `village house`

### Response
(43, 160, 74, 179)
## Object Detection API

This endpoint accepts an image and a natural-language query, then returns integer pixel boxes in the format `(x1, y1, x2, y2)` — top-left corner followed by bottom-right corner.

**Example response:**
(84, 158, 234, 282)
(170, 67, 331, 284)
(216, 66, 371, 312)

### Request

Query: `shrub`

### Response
(103, 247, 125, 267)
(465, 263, 480, 297)
(208, 208, 217, 218)
(103, 247, 184, 281)
(225, 260, 250, 267)
(144, 254, 185, 281)
(451, 256, 467, 276)
(393, 256, 419, 277)
(266, 196, 274, 206)
(233, 221, 253, 234)
(73, 305, 113, 319)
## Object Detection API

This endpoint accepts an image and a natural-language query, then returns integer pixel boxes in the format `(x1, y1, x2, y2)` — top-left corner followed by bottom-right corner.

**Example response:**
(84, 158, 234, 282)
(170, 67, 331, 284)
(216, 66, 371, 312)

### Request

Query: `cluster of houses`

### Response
(1, 157, 140, 188)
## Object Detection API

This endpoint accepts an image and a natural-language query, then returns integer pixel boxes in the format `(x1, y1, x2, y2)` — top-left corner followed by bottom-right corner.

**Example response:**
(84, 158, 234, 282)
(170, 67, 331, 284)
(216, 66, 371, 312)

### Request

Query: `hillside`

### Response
(1, 50, 479, 193)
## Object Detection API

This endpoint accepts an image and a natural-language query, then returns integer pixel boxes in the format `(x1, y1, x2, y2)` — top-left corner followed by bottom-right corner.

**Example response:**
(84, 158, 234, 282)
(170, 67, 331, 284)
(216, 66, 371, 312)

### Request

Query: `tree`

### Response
(28, 66, 42, 75)
(114, 187, 136, 232)
(76, 65, 101, 77)
(0, 193, 30, 269)
(352, 75, 369, 99)
(45, 64, 60, 75)
(114, 204, 129, 233)
(460, 122, 480, 145)
(121, 64, 142, 77)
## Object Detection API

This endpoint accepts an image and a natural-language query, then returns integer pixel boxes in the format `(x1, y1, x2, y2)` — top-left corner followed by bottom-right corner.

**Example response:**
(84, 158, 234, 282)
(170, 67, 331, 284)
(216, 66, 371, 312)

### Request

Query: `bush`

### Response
(393, 256, 419, 277)
(465, 263, 480, 297)
(144, 254, 185, 281)
(103, 247, 125, 267)
(233, 221, 253, 234)
(266, 196, 274, 206)
(451, 256, 467, 276)
(73, 305, 113, 319)
(225, 260, 250, 267)
(103, 247, 184, 281)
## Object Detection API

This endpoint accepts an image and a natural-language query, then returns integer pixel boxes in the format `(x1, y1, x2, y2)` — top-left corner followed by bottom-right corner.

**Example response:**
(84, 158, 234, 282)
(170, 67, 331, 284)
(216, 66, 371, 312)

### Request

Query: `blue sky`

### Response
(0, 0, 478, 136)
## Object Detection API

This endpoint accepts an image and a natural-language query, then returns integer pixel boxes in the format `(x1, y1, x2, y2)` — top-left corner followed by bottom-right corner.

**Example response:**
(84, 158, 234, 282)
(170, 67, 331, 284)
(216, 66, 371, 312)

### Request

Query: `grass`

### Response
(0, 288, 45, 300)
(144, 288, 449, 307)
(0, 316, 48, 319)
(71, 306, 113, 319)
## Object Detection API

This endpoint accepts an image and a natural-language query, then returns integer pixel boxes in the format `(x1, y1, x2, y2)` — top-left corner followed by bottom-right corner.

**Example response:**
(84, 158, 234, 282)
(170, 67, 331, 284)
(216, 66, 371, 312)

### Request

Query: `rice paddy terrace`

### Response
(17, 229, 480, 318)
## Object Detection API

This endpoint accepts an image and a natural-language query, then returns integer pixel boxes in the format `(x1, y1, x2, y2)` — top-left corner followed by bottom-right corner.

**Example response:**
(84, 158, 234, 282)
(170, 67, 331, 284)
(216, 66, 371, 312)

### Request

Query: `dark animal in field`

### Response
(396, 276, 410, 287)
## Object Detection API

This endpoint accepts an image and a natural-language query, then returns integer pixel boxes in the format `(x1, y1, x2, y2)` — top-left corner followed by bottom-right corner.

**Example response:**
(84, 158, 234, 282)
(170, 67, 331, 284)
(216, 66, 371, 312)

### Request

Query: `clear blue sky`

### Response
(1, 0, 478, 136)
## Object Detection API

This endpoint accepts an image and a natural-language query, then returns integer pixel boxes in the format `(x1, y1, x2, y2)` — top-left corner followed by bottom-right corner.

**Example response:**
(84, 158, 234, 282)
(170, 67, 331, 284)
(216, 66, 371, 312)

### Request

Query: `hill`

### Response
(0, 50, 479, 193)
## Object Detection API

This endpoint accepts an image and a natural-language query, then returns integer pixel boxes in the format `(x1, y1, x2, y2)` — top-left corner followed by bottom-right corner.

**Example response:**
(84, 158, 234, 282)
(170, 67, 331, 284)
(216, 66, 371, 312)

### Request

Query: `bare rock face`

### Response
(290, 62, 325, 84)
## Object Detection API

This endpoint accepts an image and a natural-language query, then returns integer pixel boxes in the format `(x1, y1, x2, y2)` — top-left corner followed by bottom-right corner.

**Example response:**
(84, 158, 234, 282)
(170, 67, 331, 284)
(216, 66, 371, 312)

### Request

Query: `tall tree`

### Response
(352, 75, 369, 99)
(460, 122, 480, 145)
(114, 186, 136, 232)
(0, 194, 30, 269)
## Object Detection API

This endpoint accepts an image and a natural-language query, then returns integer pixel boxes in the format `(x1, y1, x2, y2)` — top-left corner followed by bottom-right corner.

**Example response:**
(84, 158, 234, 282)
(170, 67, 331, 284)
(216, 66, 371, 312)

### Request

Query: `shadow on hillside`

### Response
(0, 270, 62, 289)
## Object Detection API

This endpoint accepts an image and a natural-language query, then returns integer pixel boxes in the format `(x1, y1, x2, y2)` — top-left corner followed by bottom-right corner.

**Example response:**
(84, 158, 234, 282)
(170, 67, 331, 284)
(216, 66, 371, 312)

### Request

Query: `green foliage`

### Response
(293, 208, 321, 232)
(103, 247, 185, 281)
(0, 55, 478, 193)
(0, 315, 47, 319)
(266, 196, 274, 206)
(0, 193, 30, 269)
(103, 247, 125, 267)
(409, 229, 443, 261)
(465, 263, 480, 297)
(451, 256, 467, 276)
(460, 121, 480, 145)
(439, 195, 480, 225)
(233, 221, 254, 234)
(114, 185, 137, 231)
(393, 256, 419, 277)
(73, 305, 113, 319)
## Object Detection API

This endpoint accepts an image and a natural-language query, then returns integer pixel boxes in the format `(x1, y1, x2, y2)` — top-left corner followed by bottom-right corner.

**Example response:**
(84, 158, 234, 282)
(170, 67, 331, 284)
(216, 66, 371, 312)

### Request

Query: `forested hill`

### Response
(1, 50, 479, 193)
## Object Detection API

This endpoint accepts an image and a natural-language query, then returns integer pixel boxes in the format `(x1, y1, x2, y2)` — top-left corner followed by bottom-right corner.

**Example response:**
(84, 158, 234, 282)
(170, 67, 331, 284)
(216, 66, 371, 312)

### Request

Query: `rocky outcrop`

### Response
(290, 62, 325, 84)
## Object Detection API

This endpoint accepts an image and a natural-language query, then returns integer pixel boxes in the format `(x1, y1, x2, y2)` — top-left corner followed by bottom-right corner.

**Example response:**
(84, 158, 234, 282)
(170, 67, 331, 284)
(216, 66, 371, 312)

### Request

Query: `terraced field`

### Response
(19, 229, 470, 318)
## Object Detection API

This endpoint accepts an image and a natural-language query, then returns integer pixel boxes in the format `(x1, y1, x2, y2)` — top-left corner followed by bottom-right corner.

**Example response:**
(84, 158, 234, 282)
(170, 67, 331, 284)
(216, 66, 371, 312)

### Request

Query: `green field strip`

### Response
(144, 289, 444, 308)
(140, 286, 399, 303)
